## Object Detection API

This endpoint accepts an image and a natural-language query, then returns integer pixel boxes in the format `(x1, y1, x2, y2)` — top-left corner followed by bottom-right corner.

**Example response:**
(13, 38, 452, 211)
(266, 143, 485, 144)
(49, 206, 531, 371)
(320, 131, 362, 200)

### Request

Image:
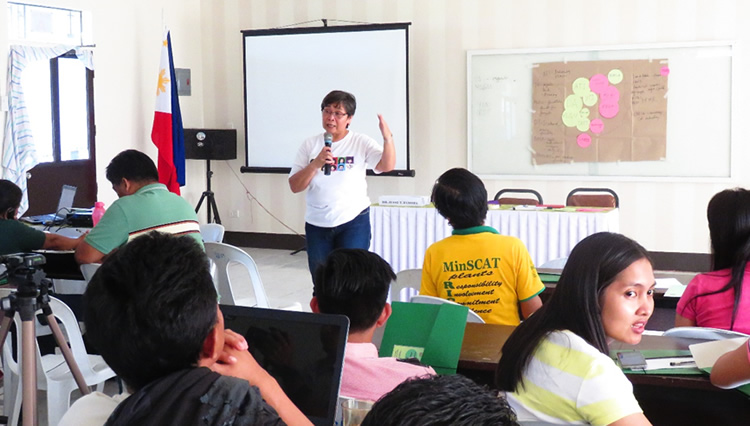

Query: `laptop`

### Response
(21, 184, 77, 225)
(220, 305, 349, 426)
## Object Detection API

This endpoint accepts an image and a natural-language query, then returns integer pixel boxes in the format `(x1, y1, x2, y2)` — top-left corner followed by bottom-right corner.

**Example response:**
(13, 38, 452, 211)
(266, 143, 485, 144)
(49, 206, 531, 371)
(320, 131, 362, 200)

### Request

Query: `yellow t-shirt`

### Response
(419, 226, 544, 325)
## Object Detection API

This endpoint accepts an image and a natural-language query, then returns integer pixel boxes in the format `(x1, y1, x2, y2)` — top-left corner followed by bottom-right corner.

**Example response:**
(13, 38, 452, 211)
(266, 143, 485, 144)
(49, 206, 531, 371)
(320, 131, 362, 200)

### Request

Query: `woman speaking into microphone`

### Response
(289, 90, 395, 279)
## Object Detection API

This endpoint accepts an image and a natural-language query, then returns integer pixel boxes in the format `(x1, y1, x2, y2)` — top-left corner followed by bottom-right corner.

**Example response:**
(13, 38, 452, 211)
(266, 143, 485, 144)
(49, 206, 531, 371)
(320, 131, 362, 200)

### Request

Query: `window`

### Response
(7, 2, 91, 46)
(6, 2, 94, 164)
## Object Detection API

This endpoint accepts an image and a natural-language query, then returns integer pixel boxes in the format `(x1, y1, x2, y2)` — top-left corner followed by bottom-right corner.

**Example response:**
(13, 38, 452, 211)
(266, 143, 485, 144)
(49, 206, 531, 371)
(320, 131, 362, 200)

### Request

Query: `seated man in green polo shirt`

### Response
(419, 168, 544, 325)
(74, 149, 202, 264)
(0, 179, 85, 255)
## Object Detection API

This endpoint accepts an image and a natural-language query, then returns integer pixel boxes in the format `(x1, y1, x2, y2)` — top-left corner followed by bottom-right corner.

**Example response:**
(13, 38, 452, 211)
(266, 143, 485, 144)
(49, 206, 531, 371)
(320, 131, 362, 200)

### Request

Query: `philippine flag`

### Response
(151, 30, 185, 194)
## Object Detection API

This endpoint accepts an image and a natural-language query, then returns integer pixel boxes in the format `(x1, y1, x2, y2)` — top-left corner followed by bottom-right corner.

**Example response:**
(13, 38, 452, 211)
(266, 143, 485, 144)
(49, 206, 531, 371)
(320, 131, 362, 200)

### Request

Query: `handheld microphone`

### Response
(324, 132, 333, 175)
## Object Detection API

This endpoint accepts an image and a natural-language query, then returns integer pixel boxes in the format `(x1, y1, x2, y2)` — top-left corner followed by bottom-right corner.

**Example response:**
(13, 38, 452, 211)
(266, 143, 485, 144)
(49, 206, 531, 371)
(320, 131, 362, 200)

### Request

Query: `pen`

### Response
(669, 360, 696, 366)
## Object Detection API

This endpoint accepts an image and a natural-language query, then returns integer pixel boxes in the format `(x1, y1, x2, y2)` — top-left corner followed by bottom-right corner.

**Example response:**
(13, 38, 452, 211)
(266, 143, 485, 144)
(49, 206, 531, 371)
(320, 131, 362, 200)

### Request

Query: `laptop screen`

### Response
(57, 184, 77, 214)
(220, 305, 349, 426)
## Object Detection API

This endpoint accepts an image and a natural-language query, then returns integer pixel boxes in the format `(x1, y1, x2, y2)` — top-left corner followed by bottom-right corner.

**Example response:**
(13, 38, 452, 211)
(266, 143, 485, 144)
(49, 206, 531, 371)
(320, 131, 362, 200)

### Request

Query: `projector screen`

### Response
(241, 23, 412, 176)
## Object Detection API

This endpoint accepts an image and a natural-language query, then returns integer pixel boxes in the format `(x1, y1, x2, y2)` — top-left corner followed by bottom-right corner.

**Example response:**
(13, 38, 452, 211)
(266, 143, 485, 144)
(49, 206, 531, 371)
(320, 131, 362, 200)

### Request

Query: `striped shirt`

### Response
(506, 330, 642, 425)
(84, 183, 202, 255)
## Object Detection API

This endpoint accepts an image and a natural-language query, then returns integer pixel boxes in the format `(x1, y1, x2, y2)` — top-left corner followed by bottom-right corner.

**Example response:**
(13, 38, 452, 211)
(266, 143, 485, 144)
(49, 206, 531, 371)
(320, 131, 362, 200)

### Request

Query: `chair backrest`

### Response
(2, 296, 97, 382)
(200, 223, 226, 243)
(493, 188, 544, 206)
(80, 263, 101, 283)
(409, 294, 485, 324)
(391, 269, 422, 302)
(566, 187, 619, 208)
(538, 257, 568, 271)
(204, 242, 270, 308)
(47, 296, 97, 373)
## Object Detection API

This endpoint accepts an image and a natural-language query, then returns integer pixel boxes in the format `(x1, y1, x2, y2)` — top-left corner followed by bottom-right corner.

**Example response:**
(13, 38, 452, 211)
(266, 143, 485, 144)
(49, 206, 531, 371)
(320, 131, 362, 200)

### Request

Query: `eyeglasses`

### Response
(322, 109, 348, 119)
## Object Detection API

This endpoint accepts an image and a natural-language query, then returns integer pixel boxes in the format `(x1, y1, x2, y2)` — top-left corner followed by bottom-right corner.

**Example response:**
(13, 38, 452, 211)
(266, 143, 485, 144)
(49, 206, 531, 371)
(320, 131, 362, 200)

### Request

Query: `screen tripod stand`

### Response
(0, 254, 89, 426)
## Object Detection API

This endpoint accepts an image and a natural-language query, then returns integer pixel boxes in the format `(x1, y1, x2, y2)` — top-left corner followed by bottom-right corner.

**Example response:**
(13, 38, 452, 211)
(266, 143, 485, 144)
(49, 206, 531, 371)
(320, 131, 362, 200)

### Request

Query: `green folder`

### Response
(379, 301, 468, 375)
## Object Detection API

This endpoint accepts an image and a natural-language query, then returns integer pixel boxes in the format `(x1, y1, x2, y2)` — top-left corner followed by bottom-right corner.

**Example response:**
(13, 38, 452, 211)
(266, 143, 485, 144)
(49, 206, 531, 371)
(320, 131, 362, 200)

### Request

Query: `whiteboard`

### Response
(242, 23, 412, 176)
(467, 42, 734, 180)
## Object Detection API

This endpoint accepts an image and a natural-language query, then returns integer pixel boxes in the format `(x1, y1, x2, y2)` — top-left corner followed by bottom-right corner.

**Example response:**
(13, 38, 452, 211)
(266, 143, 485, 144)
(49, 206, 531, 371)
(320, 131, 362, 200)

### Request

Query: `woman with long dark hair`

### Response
(496, 232, 654, 425)
(675, 188, 750, 333)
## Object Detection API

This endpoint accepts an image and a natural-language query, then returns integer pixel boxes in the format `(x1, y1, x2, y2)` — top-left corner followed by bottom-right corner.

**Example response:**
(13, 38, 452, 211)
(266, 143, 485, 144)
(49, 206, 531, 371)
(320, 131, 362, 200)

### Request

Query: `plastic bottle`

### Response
(92, 201, 106, 226)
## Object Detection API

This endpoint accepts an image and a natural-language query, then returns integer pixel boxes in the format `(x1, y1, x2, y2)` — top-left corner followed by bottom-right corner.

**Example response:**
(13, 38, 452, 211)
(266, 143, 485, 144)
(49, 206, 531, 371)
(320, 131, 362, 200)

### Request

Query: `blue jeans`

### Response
(306, 208, 371, 278)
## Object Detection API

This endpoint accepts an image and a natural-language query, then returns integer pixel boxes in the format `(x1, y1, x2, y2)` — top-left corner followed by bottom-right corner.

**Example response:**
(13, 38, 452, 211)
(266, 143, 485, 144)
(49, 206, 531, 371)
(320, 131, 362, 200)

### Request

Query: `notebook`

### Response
(220, 305, 350, 426)
(21, 184, 77, 225)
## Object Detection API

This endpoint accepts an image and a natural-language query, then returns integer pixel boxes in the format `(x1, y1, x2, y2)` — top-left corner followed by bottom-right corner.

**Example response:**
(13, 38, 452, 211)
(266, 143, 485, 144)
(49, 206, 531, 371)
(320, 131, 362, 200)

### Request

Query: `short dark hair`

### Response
(0, 180, 22, 219)
(105, 149, 159, 185)
(83, 232, 218, 390)
(431, 168, 488, 229)
(362, 374, 519, 426)
(313, 249, 395, 333)
(495, 232, 651, 392)
(321, 90, 356, 116)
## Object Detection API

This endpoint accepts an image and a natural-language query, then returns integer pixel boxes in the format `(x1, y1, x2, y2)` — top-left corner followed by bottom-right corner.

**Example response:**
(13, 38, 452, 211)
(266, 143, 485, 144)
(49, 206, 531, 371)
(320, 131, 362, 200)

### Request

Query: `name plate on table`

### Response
(378, 195, 430, 207)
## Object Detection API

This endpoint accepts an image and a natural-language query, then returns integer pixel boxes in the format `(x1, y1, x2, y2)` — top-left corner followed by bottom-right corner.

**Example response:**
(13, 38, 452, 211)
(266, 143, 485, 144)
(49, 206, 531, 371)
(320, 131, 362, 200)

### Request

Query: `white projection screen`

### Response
(241, 23, 412, 176)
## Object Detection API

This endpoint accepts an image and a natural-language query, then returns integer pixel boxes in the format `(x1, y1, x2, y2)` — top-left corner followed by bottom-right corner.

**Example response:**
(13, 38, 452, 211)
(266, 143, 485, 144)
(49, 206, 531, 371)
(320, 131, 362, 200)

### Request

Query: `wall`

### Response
(2, 0, 748, 254)
(205, 0, 747, 254)
(0, 0, 208, 209)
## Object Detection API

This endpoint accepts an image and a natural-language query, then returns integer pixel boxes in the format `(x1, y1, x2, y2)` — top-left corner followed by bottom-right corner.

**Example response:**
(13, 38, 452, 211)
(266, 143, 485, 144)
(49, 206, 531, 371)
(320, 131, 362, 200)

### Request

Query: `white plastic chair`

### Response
(538, 257, 568, 271)
(409, 294, 485, 324)
(204, 242, 302, 311)
(391, 269, 422, 302)
(200, 223, 225, 243)
(80, 263, 102, 283)
(2, 296, 117, 426)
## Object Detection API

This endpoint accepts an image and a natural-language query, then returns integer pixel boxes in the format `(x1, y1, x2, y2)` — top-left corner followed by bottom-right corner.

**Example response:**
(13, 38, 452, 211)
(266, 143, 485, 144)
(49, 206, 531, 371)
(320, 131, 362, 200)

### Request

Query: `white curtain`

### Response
(1, 45, 94, 215)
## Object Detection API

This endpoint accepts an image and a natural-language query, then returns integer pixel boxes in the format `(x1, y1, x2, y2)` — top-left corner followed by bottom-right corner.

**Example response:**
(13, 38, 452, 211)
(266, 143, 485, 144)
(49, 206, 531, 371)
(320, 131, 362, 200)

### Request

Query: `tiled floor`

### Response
(239, 247, 314, 311)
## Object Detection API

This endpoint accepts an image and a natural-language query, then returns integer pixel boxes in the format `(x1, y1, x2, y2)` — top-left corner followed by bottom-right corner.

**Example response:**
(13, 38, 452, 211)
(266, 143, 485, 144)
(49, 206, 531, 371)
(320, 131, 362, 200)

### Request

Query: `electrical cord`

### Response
(223, 160, 305, 239)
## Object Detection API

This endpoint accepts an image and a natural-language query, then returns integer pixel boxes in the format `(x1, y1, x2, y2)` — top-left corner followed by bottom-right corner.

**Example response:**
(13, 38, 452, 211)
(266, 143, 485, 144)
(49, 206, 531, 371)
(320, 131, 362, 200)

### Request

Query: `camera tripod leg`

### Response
(21, 318, 37, 426)
(0, 298, 90, 426)
(42, 307, 90, 393)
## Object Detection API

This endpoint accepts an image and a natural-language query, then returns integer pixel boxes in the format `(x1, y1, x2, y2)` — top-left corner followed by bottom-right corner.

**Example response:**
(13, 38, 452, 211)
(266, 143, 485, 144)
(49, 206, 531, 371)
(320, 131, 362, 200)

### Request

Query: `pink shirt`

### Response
(339, 342, 435, 402)
(676, 266, 750, 334)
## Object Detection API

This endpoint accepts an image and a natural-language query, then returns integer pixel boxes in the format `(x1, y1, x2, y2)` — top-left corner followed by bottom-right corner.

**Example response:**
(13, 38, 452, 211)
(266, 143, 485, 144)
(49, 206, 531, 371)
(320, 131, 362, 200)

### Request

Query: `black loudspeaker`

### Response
(184, 129, 237, 160)
(184, 129, 237, 225)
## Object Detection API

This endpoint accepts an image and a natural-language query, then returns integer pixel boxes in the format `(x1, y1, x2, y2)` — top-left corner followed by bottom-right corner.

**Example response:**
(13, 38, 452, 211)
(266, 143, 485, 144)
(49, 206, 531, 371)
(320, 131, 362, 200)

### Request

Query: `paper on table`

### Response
(664, 284, 687, 298)
(689, 337, 748, 369)
(654, 277, 683, 289)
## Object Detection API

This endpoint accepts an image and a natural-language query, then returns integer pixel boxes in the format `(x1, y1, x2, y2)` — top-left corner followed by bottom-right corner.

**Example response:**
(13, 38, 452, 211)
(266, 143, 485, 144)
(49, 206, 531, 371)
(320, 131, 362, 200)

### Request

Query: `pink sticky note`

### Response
(600, 85, 620, 103)
(590, 118, 604, 134)
(577, 133, 592, 148)
(599, 102, 619, 119)
(589, 74, 609, 93)
(660, 66, 670, 76)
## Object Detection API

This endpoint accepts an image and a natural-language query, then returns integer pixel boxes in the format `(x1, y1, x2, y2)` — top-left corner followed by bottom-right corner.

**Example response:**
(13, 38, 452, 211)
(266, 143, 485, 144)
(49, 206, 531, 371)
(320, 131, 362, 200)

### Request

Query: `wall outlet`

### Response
(229, 210, 240, 218)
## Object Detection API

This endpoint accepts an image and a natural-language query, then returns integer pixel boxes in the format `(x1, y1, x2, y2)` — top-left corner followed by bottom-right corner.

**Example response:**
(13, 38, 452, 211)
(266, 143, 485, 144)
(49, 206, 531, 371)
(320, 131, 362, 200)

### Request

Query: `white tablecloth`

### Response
(369, 206, 619, 273)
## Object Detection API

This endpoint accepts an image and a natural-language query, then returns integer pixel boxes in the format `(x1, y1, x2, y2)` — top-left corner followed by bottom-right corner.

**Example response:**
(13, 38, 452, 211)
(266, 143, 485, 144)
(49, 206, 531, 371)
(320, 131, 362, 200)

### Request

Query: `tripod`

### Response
(195, 158, 222, 224)
(0, 260, 89, 426)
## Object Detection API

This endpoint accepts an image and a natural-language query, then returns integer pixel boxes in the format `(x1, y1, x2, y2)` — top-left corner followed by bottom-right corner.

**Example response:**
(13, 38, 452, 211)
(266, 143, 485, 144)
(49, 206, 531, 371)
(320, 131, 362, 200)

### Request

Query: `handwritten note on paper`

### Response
(531, 59, 668, 165)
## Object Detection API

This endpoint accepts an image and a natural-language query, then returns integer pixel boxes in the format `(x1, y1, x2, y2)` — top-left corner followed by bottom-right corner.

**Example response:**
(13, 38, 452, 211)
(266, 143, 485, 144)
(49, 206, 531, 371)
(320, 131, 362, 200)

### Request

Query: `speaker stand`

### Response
(195, 158, 222, 224)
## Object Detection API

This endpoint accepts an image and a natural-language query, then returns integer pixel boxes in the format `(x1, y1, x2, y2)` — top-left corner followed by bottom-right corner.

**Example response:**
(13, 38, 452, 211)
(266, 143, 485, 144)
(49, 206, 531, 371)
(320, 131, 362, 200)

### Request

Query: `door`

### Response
(23, 52, 97, 215)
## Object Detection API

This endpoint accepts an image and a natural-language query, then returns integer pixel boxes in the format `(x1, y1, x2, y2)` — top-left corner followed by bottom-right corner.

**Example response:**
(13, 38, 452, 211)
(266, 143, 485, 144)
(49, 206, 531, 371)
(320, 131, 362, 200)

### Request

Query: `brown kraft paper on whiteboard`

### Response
(531, 59, 668, 165)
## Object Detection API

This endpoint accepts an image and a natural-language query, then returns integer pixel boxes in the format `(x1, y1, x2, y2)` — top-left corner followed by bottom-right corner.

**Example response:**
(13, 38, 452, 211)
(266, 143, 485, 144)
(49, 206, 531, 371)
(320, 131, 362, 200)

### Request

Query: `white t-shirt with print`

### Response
(290, 131, 383, 227)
